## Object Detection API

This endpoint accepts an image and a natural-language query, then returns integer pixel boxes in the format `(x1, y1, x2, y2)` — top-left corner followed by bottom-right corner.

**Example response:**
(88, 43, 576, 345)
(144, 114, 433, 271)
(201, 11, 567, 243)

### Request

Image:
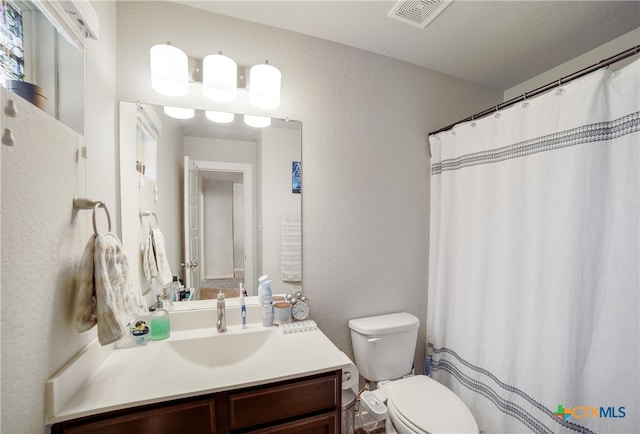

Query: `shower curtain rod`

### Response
(429, 44, 640, 136)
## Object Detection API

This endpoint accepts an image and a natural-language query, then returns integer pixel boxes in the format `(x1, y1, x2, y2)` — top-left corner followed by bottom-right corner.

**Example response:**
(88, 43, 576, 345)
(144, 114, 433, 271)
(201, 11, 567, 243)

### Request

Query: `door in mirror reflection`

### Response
(186, 159, 254, 299)
(183, 156, 201, 292)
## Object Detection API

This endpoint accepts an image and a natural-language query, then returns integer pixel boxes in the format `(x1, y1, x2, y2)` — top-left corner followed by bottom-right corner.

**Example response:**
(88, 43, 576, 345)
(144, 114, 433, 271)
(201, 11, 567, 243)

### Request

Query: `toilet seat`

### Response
(386, 376, 478, 434)
(387, 399, 428, 434)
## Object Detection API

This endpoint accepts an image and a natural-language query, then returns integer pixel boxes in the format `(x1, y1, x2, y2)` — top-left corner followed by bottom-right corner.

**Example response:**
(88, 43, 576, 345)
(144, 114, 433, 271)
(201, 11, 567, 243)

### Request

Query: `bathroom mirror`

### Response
(119, 101, 302, 304)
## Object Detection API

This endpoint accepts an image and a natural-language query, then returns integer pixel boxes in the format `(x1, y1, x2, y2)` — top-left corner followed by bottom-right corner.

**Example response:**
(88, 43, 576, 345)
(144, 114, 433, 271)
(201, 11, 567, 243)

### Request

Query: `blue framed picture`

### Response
(292, 161, 301, 194)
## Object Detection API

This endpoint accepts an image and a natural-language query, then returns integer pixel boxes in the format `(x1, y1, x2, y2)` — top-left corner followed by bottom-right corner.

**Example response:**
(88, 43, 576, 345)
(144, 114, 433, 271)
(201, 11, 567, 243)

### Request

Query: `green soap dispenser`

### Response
(150, 295, 171, 340)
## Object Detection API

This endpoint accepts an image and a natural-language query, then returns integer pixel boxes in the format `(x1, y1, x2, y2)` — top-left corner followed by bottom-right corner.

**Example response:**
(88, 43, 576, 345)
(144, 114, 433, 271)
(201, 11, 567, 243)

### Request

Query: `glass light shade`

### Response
(203, 54, 237, 102)
(244, 114, 271, 128)
(164, 106, 194, 119)
(249, 63, 281, 109)
(150, 44, 189, 96)
(206, 111, 235, 123)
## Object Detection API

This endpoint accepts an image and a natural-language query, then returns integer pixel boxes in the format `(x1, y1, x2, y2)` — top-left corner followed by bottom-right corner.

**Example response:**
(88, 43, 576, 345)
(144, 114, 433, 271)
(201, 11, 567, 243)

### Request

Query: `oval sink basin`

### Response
(164, 329, 280, 367)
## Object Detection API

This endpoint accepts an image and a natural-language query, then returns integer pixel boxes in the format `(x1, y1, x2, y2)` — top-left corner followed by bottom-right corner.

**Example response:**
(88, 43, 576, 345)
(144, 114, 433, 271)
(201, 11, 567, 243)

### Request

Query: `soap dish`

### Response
(279, 320, 318, 334)
(115, 320, 150, 349)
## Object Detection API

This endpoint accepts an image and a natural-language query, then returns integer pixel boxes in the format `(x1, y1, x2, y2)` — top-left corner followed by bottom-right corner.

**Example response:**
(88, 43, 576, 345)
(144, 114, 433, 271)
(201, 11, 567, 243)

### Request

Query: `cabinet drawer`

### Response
(229, 371, 340, 429)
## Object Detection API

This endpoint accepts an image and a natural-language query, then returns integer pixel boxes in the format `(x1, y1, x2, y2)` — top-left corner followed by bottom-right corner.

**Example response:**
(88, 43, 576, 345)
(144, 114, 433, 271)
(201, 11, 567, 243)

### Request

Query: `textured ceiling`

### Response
(176, 0, 640, 92)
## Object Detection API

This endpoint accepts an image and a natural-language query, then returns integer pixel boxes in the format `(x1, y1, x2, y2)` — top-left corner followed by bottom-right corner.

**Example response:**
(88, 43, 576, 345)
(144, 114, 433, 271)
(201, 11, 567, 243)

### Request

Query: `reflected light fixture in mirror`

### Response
(203, 52, 237, 102)
(244, 114, 271, 128)
(206, 110, 235, 123)
(249, 61, 281, 109)
(164, 106, 195, 119)
(150, 44, 189, 96)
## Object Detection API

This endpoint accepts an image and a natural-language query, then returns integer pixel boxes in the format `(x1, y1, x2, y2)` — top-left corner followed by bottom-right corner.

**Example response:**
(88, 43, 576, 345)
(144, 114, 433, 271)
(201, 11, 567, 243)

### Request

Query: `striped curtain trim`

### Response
(428, 344, 595, 434)
(432, 112, 640, 175)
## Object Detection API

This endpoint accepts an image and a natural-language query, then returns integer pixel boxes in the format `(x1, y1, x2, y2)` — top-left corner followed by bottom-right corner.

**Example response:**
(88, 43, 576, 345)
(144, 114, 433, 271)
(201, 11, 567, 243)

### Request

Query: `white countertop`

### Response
(46, 303, 357, 425)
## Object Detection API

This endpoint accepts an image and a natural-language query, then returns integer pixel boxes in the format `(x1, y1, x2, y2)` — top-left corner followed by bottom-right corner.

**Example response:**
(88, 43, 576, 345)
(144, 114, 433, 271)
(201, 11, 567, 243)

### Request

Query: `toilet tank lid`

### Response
(348, 312, 419, 335)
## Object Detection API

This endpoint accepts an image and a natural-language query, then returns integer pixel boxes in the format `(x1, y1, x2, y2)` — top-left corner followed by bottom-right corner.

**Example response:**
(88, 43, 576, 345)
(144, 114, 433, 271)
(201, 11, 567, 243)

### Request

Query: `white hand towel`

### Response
(142, 230, 158, 281)
(281, 216, 302, 281)
(75, 235, 97, 332)
(151, 228, 173, 286)
(94, 233, 137, 345)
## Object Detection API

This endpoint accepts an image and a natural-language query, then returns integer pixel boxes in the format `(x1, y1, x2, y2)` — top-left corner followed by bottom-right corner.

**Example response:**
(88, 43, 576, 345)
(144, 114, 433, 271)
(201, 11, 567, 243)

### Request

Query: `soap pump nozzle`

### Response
(155, 294, 164, 309)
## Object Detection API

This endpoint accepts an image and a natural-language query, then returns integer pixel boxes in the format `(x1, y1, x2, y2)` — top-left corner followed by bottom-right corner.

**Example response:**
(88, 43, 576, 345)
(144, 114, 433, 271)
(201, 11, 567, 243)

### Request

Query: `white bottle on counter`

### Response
(257, 275, 273, 326)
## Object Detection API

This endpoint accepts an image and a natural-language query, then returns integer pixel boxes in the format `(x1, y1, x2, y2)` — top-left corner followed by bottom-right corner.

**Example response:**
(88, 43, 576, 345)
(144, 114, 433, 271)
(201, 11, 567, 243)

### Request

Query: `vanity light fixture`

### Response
(244, 114, 271, 128)
(249, 61, 281, 109)
(150, 43, 189, 96)
(206, 110, 235, 123)
(203, 52, 237, 102)
(149, 44, 281, 109)
(163, 106, 195, 119)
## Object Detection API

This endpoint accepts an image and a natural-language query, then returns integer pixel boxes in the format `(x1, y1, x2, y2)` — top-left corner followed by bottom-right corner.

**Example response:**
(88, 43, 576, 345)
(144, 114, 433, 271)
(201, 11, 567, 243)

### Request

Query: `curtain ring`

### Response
(92, 202, 112, 235)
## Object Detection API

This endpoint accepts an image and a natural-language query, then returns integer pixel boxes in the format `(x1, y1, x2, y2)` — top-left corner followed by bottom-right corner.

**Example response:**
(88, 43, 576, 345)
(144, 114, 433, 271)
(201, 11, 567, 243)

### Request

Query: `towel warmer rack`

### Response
(73, 197, 112, 235)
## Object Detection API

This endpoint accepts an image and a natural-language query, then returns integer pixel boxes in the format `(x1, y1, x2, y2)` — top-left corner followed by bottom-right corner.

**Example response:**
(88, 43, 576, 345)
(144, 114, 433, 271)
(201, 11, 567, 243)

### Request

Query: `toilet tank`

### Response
(348, 312, 419, 382)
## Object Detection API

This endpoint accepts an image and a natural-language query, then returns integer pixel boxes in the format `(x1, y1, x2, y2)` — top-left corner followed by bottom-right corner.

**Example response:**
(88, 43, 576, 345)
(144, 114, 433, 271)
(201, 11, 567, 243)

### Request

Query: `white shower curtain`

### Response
(427, 59, 639, 433)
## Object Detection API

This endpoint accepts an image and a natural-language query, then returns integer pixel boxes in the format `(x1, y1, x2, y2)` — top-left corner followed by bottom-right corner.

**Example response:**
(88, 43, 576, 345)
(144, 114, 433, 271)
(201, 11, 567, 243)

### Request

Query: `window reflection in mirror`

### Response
(119, 102, 301, 308)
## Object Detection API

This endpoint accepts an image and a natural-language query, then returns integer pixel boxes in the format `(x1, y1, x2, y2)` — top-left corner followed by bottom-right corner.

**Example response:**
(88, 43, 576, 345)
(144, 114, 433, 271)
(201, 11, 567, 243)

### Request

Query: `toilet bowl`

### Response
(385, 375, 478, 433)
(348, 313, 478, 434)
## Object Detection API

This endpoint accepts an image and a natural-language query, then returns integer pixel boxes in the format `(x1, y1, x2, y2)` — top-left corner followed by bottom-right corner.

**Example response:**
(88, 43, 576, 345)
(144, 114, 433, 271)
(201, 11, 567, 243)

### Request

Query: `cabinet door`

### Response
(245, 412, 338, 434)
(60, 400, 215, 434)
(228, 371, 340, 430)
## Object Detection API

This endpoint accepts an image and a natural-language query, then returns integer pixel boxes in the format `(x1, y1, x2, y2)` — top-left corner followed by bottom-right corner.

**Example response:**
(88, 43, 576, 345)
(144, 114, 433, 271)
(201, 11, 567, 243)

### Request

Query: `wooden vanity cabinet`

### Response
(51, 370, 341, 434)
(55, 398, 216, 434)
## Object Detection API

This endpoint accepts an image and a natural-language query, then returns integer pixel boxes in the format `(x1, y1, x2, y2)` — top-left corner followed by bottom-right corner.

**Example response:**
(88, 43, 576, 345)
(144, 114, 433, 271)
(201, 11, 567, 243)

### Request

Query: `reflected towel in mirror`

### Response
(281, 216, 301, 282)
(142, 228, 173, 286)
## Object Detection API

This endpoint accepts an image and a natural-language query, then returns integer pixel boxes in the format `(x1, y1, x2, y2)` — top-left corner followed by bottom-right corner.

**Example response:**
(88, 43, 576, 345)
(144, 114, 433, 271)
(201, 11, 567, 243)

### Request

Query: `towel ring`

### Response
(139, 210, 159, 229)
(92, 202, 112, 235)
(73, 197, 112, 235)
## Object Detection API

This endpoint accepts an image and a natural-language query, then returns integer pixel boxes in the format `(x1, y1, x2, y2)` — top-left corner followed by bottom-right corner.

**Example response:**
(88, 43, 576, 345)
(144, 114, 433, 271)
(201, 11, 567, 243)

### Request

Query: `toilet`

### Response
(349, 312, 478, 434)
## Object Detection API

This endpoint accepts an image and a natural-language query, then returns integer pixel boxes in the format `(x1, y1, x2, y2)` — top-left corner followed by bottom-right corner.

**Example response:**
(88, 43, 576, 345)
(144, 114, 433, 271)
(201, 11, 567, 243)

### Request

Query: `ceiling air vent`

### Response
(388, 0, 452, 28)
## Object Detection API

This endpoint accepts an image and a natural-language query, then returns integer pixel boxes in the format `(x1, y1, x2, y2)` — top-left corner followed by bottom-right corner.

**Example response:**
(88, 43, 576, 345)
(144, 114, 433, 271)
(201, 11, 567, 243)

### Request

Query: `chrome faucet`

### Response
(217, 291, 226, 332)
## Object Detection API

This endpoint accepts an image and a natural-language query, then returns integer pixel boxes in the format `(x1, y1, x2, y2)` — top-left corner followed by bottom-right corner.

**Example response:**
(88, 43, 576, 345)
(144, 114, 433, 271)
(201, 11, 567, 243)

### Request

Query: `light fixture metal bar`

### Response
(188, 57, 248, 89)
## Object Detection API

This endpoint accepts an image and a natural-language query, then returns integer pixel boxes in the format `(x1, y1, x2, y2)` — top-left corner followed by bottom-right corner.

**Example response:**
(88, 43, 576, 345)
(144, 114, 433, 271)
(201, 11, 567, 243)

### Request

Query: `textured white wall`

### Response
(115, 1, 501, 372)
(1, 89, 89, 434)
(504, 28, 640, 101)
(0, 3, 117, 433)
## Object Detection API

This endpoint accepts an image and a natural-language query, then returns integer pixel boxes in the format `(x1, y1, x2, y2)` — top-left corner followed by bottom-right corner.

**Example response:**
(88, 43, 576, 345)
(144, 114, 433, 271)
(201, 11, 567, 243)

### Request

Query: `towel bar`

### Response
(73, 196, 112, 235)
